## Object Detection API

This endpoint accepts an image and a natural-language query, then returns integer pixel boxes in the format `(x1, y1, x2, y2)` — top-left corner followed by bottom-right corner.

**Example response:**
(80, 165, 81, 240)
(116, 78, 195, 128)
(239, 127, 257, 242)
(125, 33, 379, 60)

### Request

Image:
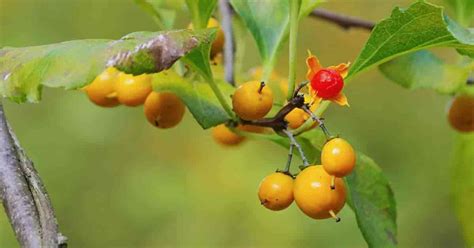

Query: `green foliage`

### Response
(347, 1, 474, 80)
(452, 133, 474, 246)
(181, 29, 217, 82)
(230, 0, 321, 80)
(134, 0, 177, 30)
(0, 29, 214, 103)
(185, 0, 217, 29)
(346, 153, 397, 248)
(152, 70, 232, 129)
(444, 0, 474, 25)
(379, 50, 472, 94)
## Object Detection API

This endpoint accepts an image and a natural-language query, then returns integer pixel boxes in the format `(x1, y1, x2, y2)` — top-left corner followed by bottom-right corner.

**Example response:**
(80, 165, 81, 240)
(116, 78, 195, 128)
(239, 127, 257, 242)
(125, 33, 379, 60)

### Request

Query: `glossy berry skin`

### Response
(321, 138, 356, 177)
(448, 95, 474, 133)
(212, 124, 245, 146)
(293, 165, 346, 219)
(311, 69, 344, 99)
(116, 73, 152, 106)
(144, 92, 186, 129)
(232, 81, 273, 120)
(258, 172, 294, 211)
(84, 67, 120, 107)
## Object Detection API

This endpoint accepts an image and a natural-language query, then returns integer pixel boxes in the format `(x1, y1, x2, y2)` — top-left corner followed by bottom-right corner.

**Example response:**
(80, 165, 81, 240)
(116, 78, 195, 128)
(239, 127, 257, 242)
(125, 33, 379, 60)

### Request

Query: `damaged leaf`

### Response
(0, 29, 214, 103)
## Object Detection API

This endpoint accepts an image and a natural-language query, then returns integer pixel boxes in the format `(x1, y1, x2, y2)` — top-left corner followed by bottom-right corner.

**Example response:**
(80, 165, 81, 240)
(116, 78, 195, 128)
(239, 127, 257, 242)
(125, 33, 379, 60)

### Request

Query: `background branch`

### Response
(218, 0, 235, 86)
(310, 8, 375, 30)
(0, 102, 67, 248)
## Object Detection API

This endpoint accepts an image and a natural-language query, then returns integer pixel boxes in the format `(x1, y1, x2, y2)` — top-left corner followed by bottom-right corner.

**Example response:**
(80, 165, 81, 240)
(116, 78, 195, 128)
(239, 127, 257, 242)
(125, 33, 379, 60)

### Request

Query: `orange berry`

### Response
(116, 73, 152, 106)
(448, 95, 474, 132)
(293, 165, 346, 220)
(321, 138, 356, 177)
(284, 95, 318, 129)
(84, 67, 120, 107)
(258, 172, 294, 211)
(212, 124, 245, 146)
(232, 81, 273, 120)
(144, 92, 186, 129)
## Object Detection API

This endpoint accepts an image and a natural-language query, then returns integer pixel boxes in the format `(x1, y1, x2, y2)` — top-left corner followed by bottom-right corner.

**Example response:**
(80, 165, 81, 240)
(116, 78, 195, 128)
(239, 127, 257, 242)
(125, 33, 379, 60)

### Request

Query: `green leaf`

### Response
(152, 70, 232, 128)
(230, 0, 320, 79)
(134, 0, 177, 30)
(379, 50, 471, 94)
(0, 29, 214, 103)
(453, 133, 474, 247)
(181, 29, 217, 82)
(230, 0, 289, 71)
(346, 152, 398, 248)
(444, 0, 474, 25)
(185, 0, 217, 29)
(347, 1, 474, 80)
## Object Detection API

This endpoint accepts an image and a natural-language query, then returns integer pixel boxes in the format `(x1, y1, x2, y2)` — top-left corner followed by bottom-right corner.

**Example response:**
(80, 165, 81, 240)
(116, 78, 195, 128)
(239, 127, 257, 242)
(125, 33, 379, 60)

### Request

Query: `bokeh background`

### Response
(0, 0, 466, 247)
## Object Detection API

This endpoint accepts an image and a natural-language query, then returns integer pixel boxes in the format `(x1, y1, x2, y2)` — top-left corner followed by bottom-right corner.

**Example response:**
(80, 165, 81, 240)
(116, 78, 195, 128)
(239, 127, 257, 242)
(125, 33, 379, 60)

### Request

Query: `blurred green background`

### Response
(0, 0, 466, 247)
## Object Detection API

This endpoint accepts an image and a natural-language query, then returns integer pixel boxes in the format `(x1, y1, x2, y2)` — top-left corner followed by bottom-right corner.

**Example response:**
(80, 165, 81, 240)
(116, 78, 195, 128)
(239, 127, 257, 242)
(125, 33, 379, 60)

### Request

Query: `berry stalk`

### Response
(287, 0, 301, 101)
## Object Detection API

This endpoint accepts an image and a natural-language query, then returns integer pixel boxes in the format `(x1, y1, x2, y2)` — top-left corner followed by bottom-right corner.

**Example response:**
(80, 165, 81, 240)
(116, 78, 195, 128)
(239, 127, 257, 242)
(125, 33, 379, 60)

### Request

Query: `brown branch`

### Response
(218, 0, 235, 86)
(310, 8, 375, 31)
(0, 102, 67, 247)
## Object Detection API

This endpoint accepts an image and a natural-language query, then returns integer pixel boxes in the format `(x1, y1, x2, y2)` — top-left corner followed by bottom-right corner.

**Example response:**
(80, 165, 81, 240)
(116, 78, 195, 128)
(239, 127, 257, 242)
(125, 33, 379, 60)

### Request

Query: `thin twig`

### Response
(310, 8, 375, 30)
(0, 102, 66, 247)
(218, 0, 235, 86)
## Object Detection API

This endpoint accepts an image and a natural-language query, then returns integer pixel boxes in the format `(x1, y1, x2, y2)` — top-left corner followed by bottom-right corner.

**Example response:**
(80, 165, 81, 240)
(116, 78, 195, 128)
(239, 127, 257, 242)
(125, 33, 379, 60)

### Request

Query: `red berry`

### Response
(310, 69, 344, 99)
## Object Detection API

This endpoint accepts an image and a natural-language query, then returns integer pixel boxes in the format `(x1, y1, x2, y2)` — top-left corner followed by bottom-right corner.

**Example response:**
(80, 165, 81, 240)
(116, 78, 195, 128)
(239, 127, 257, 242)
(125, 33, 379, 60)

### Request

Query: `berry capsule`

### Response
(311, 69, 344, 99)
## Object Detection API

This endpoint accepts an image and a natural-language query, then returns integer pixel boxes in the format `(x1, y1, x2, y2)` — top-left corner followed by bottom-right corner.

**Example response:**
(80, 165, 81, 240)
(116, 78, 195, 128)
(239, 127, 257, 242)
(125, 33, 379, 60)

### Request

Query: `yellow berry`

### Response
(258, 172, 294, 211)
(293, 165, 346, 220)
(144, 92, 186, 129)
(84, 67, 120, 107)
(232, 81, 273, 120)
(116, 73, 152, 106)
(212, 124, 245, 146)
(321, 138, 356, 177)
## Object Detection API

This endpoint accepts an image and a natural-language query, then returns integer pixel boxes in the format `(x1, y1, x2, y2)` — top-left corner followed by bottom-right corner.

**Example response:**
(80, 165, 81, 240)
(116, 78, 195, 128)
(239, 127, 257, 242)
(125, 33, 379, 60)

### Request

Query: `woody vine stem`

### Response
(0, 102, 67, 247)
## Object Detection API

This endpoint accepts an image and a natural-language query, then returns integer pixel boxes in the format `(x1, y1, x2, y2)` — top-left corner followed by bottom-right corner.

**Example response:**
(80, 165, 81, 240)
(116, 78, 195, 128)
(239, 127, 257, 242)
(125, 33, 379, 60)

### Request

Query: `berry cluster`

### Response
(257, 138, 355, 222)
(212, 52, 357, 221)
(83, 17, 359, 222)
(83, 18, 225, 129)
(84, 67, 186, 129)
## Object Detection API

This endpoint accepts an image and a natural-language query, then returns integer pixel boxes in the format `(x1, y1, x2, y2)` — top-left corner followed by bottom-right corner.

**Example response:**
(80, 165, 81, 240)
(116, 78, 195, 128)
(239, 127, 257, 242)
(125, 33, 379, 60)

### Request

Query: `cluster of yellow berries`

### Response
(83, 18, 227, 129)
(258, 138, 356, 221)
(83, 67, 186, 129)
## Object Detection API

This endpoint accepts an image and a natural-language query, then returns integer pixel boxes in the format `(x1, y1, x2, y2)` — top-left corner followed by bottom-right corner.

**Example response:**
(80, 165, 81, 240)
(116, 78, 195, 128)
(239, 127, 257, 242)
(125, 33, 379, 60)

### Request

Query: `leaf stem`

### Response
(207, 77, 235, 118)
(287, 0, 300, 100)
